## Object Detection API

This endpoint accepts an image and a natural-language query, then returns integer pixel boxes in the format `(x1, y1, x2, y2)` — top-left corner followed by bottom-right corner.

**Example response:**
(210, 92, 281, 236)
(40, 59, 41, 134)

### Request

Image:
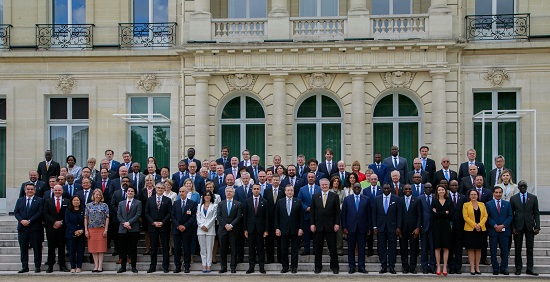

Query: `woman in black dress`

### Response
(431, 184, 453, 276)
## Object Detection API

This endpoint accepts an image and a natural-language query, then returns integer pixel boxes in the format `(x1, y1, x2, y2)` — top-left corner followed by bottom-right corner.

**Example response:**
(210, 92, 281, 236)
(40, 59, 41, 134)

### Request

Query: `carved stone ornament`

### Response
(484, 68, 510, 87)
(224, 74, 258, 91)
(381, 71, 415, 89)
(56, 75, 77, 94)
(303, 73, 334, 89)
(137, 74, 160, 93)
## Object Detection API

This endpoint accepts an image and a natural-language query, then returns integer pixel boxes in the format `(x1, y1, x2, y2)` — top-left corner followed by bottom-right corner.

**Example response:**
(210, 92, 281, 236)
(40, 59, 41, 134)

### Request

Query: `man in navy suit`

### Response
(234, 172, 253, 202)
(448, 180, 466, 274)
(419, 146, 437, 183)
(218, 174, 235, 201)
(217, 186, 243, 273)
(216, 146, 232, 169)
(183, 147, 201, 172)
(458, 148, 486, 182)
(263, 174, 284, 264)
(280, 165, 304, 196)
(171, 186, 197, 273)
(238, 149, 252, 170)
(62, 174, 82, 199)
(248, 155, 265, 183)
(342, 183, 371, 274)
(390, 171, 404, 196)
(486, 186, 513, 275)
(433, 158, 458, 188)
(145, 183, 172, 273)
(296, 154, 309, 178)
(297, 172, 320, 256)
(120, 151, 134, 172)
(14, 183, 44, 273)
(473, 175, 492, 203)
(302, 158, 325, 185)
(460, 165, 487, 195)
(172, 161, 188, 192)
(488, 155, 512, 187)
(105, 149, 121, 173)
(368, 153, 389, 184)
(373, 183, 402, 274)
(19, 170, 47, 198)
(318, 148, 338, 177)
(419, 183, 436, 274)
(243, 184, 269, 274)
(43, 185, 69, 273)
(224, 157, 240, 180)
(406, 158, 430, 184)
(383, 146, 408, 184)
(410, 173, 425, 197)
(212, 164, 227, 193)
(362, 174, 382, 256)
(129, 162, 146, 191)
(181, 161, 205, 195)
(274, 184, 303, 273)
(400, 184, 422, 274)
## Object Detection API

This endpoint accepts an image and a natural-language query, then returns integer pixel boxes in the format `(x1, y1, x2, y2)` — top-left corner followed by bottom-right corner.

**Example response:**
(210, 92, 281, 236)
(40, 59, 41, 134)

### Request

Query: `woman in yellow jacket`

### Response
(462, 189, 488, 275)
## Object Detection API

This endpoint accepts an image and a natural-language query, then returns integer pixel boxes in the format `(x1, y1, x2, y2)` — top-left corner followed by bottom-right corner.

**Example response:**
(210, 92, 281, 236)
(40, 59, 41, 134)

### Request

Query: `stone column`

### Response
(349, 72, 368, 164)
(430, 69, 450, 162)
(270, 73, 288, 163)
(192, 73, 211, 158)
(270, 0, 288, 15)
(190, 0, 212, 41)
(195, 0, 210, 13)
(429, 0, 452, 39)
(347, 0, 371, 39)
(267, 0, 290, 40)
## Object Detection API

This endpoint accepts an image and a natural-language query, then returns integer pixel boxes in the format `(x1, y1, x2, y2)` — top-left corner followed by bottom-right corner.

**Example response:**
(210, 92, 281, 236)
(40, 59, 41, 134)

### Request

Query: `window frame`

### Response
(299, 0, 340, 17)
(52, 0, 86, 24)
(372, 0, 413, 15)
(228, 0, 267, 19)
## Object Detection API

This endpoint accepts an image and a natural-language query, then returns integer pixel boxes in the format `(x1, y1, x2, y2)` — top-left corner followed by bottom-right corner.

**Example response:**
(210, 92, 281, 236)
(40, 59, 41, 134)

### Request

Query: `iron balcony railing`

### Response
(36, 24, 95, 49)
(119, 22, 177, 48)
(0, 24, 13, 49)
(465, 13, 530, 41)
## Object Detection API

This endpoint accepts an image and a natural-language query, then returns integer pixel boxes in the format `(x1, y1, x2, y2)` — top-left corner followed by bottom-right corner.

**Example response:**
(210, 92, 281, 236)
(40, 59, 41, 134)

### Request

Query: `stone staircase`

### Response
(1, 215, 549, 274)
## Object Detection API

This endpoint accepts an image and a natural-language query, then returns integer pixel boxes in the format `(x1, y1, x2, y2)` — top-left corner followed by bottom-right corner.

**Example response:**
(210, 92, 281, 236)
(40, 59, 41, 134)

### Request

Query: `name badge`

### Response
(186, 210, 192, 215)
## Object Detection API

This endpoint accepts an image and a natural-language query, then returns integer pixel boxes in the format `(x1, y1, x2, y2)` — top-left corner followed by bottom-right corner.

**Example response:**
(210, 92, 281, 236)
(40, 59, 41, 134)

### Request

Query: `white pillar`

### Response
(270, 0, 288, 16)
(347, 0, 371, 39)
(349, 0, 368, 13)
(195, 0, 210, 13)
(270, 73, 288, 163)
(428, 0, 452, 39)
(349, 72, 368, 164)
(189, 0, 212, 41)
(430, 0, 448, 9)
(267, 0, 290, 40)
(430, 69, 449, 162)
(193, 73, 211, 158)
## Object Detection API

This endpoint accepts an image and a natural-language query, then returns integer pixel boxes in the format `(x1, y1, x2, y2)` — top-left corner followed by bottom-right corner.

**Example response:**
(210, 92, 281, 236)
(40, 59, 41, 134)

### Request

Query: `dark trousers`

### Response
(378, 230, 397, 269)
(66, 236, 84, 269)
(219, 233, 238, 270)
(420, 229, 435, 271)
(514, 228, 535, 271)
(347, 231, 366, 269)
(118, 232, 139, 268)
(18, 230, 42, 269)
(314, 230, 338, 270)
(490, 234, 510, 272)
(150, 229, 170, 270)
(173, 230, 193, 269)
(449, 227, 463, 272)
(265, 226, 281, 262)
(400, 229, 419, 271)
(46, 229, 66, 266)
(302, 219, 312, 253)
(237, 233, 245, 262)
(248, 230, 265, 269)
(107, 219, 119, 251)
(366, 231, 375, 254)
(280, 234, 300, 269)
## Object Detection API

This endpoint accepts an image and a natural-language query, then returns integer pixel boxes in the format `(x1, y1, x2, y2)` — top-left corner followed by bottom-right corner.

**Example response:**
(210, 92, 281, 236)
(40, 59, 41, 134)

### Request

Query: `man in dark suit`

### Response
(248, 155, 265, 183)
(224, 157, 240, 180)
(373, 183, 402, 274)
(310, 178, 341, 274)
(42, 176, 59, 200)
(172, 161, 188, 192)
(74, 167, 96, 188)
(302, 158, 325, 186)
(362, 174, 382, 257)
(108, 165, 131, 200)
(181, 161, 205, 195)
(296, 154, 309, 178)
(14, 183, 44, 273)
(458, 148, 486, 182)
(409, 173, 425, 197)
(218, 174, 235, 201)
(460, 165, 487, 195)
(383, 145, 408, 184)
(342, 183, 371, 274)
(318, 148, 338, 177)
(448, 180, 466, 274)
(243, 184, 269, 273)
(76, 178, 94, 209)
(399, 184, 422, 274)
(510, 181, 540, 276)
(19, 170, 47, 198)
(95, 159, 118, 181)
(238, 149, 252, 170)
(406, 158, 430, 184)
(488, 155, 512, 188)
(172, 186, 197, 273)
(274, 184, 304, 273)
(116, 186, 141, 274)
(280, 165, 305, 196)
(62, 174, 82, 199)
(487, 186, 513, 275)
(212, 164, 226, 193)
(95, 168, 111, 195)
(216, 146, 232, 169)
(433, 157, 458, 188)
(145, 183, 172, 273)
(37, 150, 61, 183)
(264, 175, 285, 264)
(43, 185, 69, 273)
(368, 153, 390, 184)
(217, 186, 243, 273)
(146, 163, 162, 184)
(390, 171, 404, 196)
(105, 149, 121, 173)
(234, 172, 253, 202)
(108, 177, 130, 258)
(419, 183, 436, 274)
(130, 162, 146, 191)
(297, 172, 320, 256)
(331, 160, 350, 186)
(120, 151, 134, 172)
(419, 146, 437, 183)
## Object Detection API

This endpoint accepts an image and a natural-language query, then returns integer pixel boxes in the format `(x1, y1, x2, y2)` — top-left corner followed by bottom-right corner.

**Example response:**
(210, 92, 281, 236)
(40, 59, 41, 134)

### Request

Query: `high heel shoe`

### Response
(475, 271, 481, 275)
(443, 272, 448, 276)
(436, 271, 441, 275)
(471, 271, 476, 275)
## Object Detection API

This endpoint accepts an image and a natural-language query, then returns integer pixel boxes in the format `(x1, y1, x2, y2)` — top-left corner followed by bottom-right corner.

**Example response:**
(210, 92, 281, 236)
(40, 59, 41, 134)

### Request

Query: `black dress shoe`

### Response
(300, 251, 310, 256)
(18, 268, 29, 273)
(291, 268, 298, 274)
(35, 268, 41, 273)
(173, 269, 181, 273)
(231, 269, 237, 273)
(422, 269, 428, 274)
(456, 270, 462, 274)
(112, 251, 119, 256)
(147, 267, 156, 273)
(500, 270, 509, 275)
(260, 269, 266, 274)
(246, 268, 254, 274)
(117, 267, 126, 273)
(280, 268, 289, 273)
(389, 268, 396, 274)
(403, 269, 409, 274)
(314, 268, 322, 274)
(131, 267, 138, 273)
(219, 268, 227, 273)
(410, 269, 417, 274)
(379, 268, 387, 274)
(526, 270, 539, 276)
(475, 271, 481, 275)
(449, 269, 455, 274)
(332, 268, 339, 274)
(348, 269, 355, 274)
(163, 269, 169, 273)
(358, 268, 368, 274)
(60, 265, 69, 272)
(493, 271, 499, 275)
(46, 266, 53, 273)
(184, 268, 190, 273)
(515, 269, 521, 275)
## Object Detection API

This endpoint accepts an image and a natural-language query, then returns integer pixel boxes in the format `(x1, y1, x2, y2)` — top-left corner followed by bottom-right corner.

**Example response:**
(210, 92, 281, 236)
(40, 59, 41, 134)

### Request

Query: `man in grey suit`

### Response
(116, 186, 141, 273)
(383, 145, 408, 184)
(510, 181, 540, 276)
(488, 155, 511, 187)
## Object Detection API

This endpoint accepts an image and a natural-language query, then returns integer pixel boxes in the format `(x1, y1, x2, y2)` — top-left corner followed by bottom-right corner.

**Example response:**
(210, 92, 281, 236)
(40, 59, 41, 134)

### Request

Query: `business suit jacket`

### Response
(75, 189, 94, 209)
(274, 197, 304, 235)
(19, 181, 47, 198)
(318, 161, 338, 178)
(183, 158, 202, 172)
(171, 198, 198, 234)
(463, 201, 488, 231)
(296, 165, 309, 178)
(94, 170, 118, 182)
(234, 184, 253, 203)
(224, 166, 241, 179)
(310, 191, 341, 232)
(14, 196, 44, 231)
(391, 182, 404, 197)
(383, 156, 409, 184)
(368, 163, 390, 185)
(406, 170, 430, 185)
(341, 194, 371, 233)
(421, 158, 437, 182)
(331, 171, 351, 187)
(433, 169, 458, 187)
(197, 204, 217, 235)
(248, 165, 265, 182)
(458, 161, 486, 181)
(145, 195, 172, 232)
(401, 196, 422, 232)
(297, 184, 321, 221)
(418, 194, 434, 233)
(449, 192, 466, 229)
(488, 168, 512, 188)
(180, 174, 206, 195)
(280, 177, 305, 196)
(237, 160, 251, 171)
(42, 188, 56, 200)
(363, 185, 382, 199)
(37, 160, 61, 182)
(216, 157, 232, 169)
(264, 186, 285, 225)
(216, 199, 243, 236)
(43, 197, 69, 231)
(471, 187, 492, 203)
(212, 175, 227, 193)
(459, 176, 488, 194)
(409, 183, 424, 197)
(372, 194, 402, 233)
(243, 197, 269, 234)
(510, 192, 540, 232)
(109, 160, 121, 173)
(486, 199, 513, 236)
(128, 172, 145, 191)
(109, 189, 127, 220)
(62, 183, 82, 199)
(171, 171, 188, 191)
(75, 178, 97, 188)
(117, 198, 142, 233)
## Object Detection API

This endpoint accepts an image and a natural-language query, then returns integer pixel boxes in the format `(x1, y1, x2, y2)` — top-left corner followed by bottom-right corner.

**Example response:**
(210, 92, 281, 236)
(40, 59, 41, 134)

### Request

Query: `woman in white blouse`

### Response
(495, 169, 517, 201)
(196, 190, 217, 273)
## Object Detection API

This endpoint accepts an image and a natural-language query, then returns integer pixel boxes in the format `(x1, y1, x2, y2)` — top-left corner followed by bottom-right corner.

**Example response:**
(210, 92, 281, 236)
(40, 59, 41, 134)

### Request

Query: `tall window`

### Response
(473, 91, 518, 179)
(134, 0, 168, 23)
(53, 0, 86, 24)
(0, 98, 5, 199)
(372, 0, 412, 15)
(0, 0, 4, 25)
(229, 0, 267, 18)
(476, 0, 514, 15)
(129, 96, 170, 169)
(299, 0, 339, 17)
(48, 97, 89, 168)
(295, 93, 342, 162)
(220, 94, 265, 166)
(372, 93, 420, 168)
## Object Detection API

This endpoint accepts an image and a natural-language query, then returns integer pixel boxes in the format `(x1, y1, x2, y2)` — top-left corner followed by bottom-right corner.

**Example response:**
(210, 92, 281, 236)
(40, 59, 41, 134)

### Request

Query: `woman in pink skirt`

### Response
(85, 188, 109, 272)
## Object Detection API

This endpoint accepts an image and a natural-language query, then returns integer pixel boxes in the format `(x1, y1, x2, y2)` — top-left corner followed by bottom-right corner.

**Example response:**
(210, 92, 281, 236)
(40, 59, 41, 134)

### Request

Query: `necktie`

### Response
(223, 158, 226, 164)
(46, 162, 50, 171)
(384, 196, 389, 214)
(134, 174, 139, 187)
(291, 178, 294, 187)
(273, 189, 277, 204)
(102, 180, 106, 192)
(395, 184, 399, 195)
(69, 185, 73, 196)
(377, 164, 380, 170)
(422, 158, 426, 170)
(341, 172, 345, 182)
(219, 177, 223, 186)
(310, 186, 313, 196)
(496, 169, 501, 184)
(287, 199, 291, 215)
(254, 197, 258, 214)
(522, 194, 526, 205)
(126, 200, 131, 213)
(233, 168, 237, 178)
(84, 190, 89, 204)
(444, 170, 450, 182)
(472, 177, 475, 185)
(428, 195, 431, 205)
(327, 162, 331, 172)
(453, 193, 457, 206)
(372, 187, 376, 197)
(191, 175, 195, 183)
(323, 193, 327, 208)
(227, 200, 232, 214)
(416, 184, 420, 195)
(355, 195, 360, 211)
(254, 167, 258, 179)
(406, 196, 410, 211)
(26, 198, 31, 214)
(497, 200, 501, 213)
(477, 188, 482, 198)
(299, 166, 303, 177)
(157, 196, 161, 210)
(122, 189, 126, 200)
(393, 157, 398, 168)
(56, 198, 60, 213)
(182, 200, 186, 214)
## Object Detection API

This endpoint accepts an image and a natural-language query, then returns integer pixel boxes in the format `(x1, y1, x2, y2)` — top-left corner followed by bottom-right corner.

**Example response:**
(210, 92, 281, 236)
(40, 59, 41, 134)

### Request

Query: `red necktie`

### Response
(497, 200, 501, 214)
(254, 197, 258, 214)
(56, 198, 60, 213)
(102, 180, 106, 192)
(395, 184, 399, 195)
(126, 201, 131, 213)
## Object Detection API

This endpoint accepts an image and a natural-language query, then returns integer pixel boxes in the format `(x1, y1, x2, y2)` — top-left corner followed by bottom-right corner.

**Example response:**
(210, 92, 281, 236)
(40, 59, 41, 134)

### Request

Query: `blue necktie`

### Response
(26, 198, 31, 215)
(406, 197, 410, 211)
(355, 195, 360, 211)
(444, 170, 450, 182)
(393, 157, 398, 168)
(422, 159, 426, 170)
(384, 196, 389, 214)
(227, 200, 232, 214)
(182, 200, 186, 215)
(69, 185, 73, 196)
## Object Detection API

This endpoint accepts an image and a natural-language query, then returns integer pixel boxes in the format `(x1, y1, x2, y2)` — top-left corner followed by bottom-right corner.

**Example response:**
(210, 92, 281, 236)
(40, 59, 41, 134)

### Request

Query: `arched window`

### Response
(295, 92, 343, 162)
(372, 93, 421, 168)
(219, 94, 265, 166)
